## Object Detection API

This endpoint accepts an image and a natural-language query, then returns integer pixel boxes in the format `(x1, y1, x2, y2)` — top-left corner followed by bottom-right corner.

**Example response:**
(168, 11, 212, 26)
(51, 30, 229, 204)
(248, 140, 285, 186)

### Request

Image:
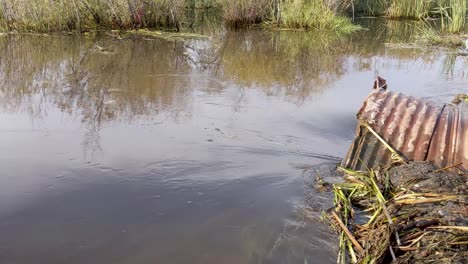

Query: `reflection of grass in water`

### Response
(1, 21, 466, 124)
(0, 35, 85, 116)
(0, 34, 198, 124)
(442, 53, 458, 77)
(217, 30, 352, 102)
(384, 20, 421, 43)
(441, 52, 468, 80)
(216, 20, 454, 102)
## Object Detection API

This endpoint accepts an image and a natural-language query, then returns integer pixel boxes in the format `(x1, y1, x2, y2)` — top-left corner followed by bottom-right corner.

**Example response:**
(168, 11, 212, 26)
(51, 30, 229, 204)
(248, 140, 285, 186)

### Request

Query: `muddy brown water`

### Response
(0, 19, 467, 264)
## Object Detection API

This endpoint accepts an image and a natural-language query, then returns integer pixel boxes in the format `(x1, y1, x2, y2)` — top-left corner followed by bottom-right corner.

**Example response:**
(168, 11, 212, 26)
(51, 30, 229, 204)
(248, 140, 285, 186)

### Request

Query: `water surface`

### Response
(0, 19, 467, 264)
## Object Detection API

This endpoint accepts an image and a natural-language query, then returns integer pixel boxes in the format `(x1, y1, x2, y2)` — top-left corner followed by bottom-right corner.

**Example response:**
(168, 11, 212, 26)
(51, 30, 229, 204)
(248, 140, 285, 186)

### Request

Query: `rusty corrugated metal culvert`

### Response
(342, 77, 467, 173)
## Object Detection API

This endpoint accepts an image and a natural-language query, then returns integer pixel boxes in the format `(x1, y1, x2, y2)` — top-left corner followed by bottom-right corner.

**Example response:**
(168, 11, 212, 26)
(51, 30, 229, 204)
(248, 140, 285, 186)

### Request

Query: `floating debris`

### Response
(89, 44, 117, 55)
(126, 29, 209, 41)
(342, 78, 467, 173)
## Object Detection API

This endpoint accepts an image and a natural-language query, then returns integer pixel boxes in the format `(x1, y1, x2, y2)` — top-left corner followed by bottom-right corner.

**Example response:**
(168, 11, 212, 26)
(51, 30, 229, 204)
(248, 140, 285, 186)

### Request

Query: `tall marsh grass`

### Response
(216, 0, 359, 32)
(280, 0, 359, 32)
(0, 0, 185, 31)
(387, 0, 433, 18)
(0, 0, 466, 33)
(216, 0, 273, 26)
(355, 0, 389, 16)
(446, 0, 467, 32)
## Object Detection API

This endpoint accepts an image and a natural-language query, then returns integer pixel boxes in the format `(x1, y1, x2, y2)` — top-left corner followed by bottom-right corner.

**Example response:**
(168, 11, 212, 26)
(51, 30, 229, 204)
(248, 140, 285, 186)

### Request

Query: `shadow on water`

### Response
(0, 18, 467, 264)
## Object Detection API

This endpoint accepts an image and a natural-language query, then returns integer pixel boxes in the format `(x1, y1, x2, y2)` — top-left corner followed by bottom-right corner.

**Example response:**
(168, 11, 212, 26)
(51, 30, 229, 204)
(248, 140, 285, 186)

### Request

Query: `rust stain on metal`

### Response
(342, 78, 467, 173)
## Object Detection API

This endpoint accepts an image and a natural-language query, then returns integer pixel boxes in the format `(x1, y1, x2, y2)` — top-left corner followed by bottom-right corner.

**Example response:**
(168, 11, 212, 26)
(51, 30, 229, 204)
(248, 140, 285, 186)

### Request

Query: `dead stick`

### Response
(379, 200, 401, 246)
(389, 246, 396, 262)
(427, 226, 468, 232)
(362, 122, 406, 163)
(331, 211, 364, 255)
(433, 162, 463, 173)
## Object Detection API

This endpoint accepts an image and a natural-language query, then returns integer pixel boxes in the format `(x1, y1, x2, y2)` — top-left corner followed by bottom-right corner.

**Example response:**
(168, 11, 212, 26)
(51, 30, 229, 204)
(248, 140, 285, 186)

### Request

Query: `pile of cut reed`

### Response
(328, 163, 467, 263)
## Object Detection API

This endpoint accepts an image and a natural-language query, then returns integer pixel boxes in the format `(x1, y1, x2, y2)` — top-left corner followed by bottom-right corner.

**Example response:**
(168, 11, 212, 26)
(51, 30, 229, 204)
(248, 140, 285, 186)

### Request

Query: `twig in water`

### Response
(331, 211, 364, 255)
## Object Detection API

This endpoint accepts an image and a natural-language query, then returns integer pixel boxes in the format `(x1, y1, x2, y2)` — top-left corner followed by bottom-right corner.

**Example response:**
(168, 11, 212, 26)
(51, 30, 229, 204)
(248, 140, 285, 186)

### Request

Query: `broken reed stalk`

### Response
(427, 226, 468, 232)
(394, 193, 461, 204)
(330, 163, 468, 264)
(370, 170, 401, 246)
(388, 246, 396, 262)
(331, 211, 365, 255)
(361, 121, 406, 163)
(433, 162, 463, 173)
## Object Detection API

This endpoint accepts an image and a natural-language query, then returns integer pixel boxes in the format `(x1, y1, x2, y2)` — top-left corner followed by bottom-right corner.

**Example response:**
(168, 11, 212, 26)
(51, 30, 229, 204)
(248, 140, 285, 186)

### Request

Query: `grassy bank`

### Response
(216, 0, 467, 33)
(217, 0, 359, 32)
(0, 0, 359, 32)
(0, 0, 466, 33)
(418, 25, 467, 47)
(216, 0, 360, 32)
(278, 0, 359, 32)
(355, 0, 467, 33)
(0, 0, 186, 32)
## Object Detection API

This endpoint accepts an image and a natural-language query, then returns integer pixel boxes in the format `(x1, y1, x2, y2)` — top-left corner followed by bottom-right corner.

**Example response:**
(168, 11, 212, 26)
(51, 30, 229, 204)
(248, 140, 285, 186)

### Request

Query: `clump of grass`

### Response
(216, 0, 360, 32)
(417, 22, 466, 47)
(216, 0, 273, 26)
(447, 0, 467, 33)
(435, 0, 467, 33)
(387, 0, 433, 19)
(354, 0, 389, 16)
(414, 0, 468, 47)
(279, 0, 360, 33)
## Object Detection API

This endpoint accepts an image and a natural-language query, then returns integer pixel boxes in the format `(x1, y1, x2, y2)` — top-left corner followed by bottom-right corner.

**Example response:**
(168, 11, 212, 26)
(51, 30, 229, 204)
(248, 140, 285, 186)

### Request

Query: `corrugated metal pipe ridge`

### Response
(342, 78, 467, 173)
